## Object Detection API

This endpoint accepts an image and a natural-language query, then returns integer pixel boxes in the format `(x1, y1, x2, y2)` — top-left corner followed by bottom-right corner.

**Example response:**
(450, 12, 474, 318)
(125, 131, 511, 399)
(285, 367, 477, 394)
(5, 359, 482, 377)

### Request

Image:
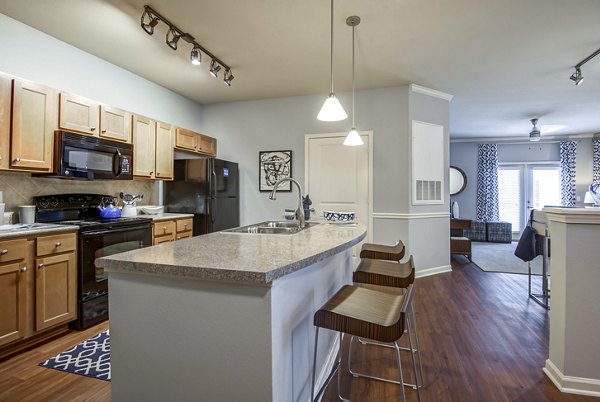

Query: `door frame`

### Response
(304, 131, 374, 242)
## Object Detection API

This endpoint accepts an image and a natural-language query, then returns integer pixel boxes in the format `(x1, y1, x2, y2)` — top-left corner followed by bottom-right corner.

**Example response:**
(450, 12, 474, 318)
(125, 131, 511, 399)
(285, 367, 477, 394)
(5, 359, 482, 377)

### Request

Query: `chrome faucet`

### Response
(269, 178, 305, 228)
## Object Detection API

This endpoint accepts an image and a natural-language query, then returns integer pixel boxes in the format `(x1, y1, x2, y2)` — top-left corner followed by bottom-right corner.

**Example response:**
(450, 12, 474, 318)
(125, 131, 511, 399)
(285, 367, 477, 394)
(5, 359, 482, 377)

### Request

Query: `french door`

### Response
(498, 164, 561, 236)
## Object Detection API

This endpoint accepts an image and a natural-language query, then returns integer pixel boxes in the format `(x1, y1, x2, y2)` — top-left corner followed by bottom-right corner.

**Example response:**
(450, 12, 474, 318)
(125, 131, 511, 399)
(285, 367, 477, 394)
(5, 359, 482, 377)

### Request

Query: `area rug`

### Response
(39, 330, 110, 381)
(471, 242, 548, 275)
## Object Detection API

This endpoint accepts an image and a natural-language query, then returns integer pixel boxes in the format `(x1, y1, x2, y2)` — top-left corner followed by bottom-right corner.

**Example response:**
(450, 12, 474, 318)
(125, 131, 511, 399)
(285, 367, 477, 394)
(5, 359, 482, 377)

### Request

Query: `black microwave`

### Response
(54, 131, 133, 180)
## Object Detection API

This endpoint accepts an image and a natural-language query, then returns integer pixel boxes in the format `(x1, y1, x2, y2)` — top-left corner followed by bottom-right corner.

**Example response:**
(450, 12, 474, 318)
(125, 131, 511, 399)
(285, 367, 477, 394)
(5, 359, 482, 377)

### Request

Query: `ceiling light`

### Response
(140, 9, 159, 35)
(343, 16, 363, 146)
(190, 45, 202, 65)
(209, 60, 222, 78)
(529, 118, 541, 142)
(166, 28, 180, 50)
(317, 0, 348, 122)
(139, 6, 233, 85)
(223, 69, 234, 86)
(570, 67, 583, 85)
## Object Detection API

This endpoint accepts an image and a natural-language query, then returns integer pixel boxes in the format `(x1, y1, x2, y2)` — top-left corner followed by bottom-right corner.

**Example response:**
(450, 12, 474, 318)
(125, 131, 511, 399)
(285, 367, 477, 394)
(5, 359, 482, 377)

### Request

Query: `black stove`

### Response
(33, 194, 153, 329)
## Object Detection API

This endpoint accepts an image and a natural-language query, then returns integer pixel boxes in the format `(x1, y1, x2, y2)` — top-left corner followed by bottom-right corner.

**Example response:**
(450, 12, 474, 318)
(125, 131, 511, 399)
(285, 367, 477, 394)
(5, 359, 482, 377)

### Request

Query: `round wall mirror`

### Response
(449, 166, 467, 195)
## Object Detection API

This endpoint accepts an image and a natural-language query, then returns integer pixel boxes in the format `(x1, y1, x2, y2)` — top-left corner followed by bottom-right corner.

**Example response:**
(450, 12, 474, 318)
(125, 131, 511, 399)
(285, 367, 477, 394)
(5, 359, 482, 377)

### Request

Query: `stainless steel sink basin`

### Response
(224, 221, 319, 234)
(0, 223, 58, 232)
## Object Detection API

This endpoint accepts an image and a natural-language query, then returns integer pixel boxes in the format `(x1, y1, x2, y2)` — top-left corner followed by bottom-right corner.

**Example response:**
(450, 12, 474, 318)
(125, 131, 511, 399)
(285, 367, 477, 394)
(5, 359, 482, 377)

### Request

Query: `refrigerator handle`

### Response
(211, 159, 217, 199)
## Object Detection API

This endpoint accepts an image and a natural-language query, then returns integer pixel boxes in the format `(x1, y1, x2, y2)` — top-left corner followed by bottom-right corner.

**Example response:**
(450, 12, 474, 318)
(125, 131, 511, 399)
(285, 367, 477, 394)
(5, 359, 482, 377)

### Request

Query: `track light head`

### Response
(529, 118, 541, 142)
(209, 60, 222, 78)
(141, 9, 159, 35)
(166, 28, 180, 50)
(223, 69, 234, 86)
(190, 46, 202, 65)
(570, 67, 584, 85)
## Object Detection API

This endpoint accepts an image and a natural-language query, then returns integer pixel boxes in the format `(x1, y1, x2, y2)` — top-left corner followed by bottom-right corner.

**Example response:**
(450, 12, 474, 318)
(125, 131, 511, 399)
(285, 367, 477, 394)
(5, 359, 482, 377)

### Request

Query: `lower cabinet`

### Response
(0, 232, 77, 356)
(153, 218, 193, 245)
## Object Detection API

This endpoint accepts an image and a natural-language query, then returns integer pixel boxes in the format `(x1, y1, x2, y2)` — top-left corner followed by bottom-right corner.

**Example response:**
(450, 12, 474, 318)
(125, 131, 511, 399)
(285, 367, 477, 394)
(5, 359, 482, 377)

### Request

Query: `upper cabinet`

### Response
(0, 73, 11, 170)
(155, 121, 174, 180)
(133, 116, 174, 180)
(11, 79, 57, 171)
(100, 105, 132, 143)
(175, 127, 217, 157)
(59, 93, 99, 136)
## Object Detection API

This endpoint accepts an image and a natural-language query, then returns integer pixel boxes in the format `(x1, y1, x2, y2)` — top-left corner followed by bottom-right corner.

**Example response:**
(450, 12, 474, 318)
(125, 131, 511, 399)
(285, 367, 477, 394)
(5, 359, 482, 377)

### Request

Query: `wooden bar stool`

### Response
(311, 285, 420, 402)
(360, 240, 405, 261)
(352, 256, 424, 390)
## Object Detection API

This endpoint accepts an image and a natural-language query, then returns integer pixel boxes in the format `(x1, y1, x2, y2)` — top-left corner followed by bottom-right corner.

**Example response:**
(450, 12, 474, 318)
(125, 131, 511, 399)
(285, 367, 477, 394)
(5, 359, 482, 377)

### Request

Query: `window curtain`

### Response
(476, 144, 499, 222)
(593, 138, 600, 184)
(560, 141, 577, 207)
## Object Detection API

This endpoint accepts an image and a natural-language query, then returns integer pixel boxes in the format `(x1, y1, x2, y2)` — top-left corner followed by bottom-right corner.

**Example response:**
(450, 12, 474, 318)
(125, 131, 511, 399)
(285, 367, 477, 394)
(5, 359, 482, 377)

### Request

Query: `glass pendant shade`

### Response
(343, 128, 363, 146)
(317, 94, 348, 122)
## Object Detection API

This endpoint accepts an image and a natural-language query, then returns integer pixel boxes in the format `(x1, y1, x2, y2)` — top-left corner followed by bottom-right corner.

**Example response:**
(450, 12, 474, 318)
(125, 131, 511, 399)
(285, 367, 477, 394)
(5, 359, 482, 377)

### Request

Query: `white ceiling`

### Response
(1, 0, 599, 138)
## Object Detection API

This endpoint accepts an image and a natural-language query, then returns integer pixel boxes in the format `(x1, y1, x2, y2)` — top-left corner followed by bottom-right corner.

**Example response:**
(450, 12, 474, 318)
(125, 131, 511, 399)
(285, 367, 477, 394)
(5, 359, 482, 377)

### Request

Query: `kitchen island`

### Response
(96, 222, 366, 402)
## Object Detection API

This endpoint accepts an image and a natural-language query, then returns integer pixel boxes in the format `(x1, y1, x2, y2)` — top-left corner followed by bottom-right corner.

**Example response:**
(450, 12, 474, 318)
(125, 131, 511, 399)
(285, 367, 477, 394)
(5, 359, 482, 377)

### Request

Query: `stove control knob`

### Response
(40, 200, 49, 208)
(50, 198, 59, 207)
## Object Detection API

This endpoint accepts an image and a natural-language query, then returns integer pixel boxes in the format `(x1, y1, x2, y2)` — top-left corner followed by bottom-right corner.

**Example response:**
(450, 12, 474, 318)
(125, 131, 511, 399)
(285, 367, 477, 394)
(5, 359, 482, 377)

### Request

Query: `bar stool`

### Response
(360, 240, 405, 261)
(311, 285, 420, 402)
(352, 256, 424, 390)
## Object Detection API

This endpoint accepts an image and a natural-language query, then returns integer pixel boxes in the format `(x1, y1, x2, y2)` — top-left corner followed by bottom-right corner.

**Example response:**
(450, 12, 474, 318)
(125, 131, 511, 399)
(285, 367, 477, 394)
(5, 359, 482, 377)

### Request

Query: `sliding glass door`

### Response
(498, 164, 560, 236)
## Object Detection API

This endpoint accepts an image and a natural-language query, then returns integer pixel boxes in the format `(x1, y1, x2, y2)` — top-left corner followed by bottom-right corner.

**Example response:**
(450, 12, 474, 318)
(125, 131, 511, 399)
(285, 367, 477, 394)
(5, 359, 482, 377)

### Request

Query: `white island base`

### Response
(108, 249, 352, 401)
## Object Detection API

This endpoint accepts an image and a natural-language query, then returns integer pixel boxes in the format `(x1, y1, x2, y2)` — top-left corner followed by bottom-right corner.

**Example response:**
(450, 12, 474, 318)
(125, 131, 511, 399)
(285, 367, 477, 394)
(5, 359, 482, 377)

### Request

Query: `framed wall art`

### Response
(259, 150, 292, 192)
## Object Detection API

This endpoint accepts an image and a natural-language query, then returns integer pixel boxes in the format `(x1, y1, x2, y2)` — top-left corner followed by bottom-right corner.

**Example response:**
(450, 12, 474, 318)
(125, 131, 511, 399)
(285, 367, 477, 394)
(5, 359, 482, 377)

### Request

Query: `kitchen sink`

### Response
(224, 221, 319, 234)
(0, 223, 59, 232)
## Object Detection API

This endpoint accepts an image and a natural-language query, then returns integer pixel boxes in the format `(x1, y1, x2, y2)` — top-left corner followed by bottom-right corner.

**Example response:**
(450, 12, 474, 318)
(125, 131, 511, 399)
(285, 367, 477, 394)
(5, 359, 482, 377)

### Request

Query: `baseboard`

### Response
(544, 359, 600, 397)
(415, 265, 452, 278)
(314, 334, 341, 400)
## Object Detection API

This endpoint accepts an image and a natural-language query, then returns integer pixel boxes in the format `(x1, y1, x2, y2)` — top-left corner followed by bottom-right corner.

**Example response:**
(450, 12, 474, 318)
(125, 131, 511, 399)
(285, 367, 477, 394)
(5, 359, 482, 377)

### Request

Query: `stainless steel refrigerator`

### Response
(164, 159, 240, 235)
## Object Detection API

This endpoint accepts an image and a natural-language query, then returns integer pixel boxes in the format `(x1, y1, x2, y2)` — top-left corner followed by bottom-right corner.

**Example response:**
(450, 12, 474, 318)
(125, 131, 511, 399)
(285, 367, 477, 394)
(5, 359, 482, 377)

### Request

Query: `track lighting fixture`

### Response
(344, 16, 363, 146)
(569, 47, 600, 85)
(166, 28, 180, 50)
(140, 5, 233, 85)
(209, 60, 222, 78)
(570, 67, 583, 85)
(190, 45, 202, 65)
(317, 0, 348, 122)
(223, 69, 234, 86)
(529, 118, 541, 142)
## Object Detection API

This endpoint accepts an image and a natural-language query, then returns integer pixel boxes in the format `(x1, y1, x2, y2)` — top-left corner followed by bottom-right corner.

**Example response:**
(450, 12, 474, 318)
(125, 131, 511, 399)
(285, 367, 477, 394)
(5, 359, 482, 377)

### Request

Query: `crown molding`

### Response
(409, 84, 453, 101)
(450, 133, 595, 144)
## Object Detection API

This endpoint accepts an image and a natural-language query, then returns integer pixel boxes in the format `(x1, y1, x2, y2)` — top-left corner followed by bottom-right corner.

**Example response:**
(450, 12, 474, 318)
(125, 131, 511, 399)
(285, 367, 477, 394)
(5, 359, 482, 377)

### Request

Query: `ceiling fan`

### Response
(529, 118, 541, 142)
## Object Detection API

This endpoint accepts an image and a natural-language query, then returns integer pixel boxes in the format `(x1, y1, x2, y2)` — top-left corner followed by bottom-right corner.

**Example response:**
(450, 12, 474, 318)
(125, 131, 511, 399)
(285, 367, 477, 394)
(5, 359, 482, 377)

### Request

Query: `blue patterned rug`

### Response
(39, 330, 111, 381)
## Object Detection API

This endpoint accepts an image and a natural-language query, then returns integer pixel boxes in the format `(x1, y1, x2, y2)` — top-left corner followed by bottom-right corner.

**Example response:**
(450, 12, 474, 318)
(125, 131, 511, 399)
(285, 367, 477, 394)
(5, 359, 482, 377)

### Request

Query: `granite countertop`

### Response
(97, 222, 366, 285)
(143, 213, 194, 222)
(0, 224, 79, 240)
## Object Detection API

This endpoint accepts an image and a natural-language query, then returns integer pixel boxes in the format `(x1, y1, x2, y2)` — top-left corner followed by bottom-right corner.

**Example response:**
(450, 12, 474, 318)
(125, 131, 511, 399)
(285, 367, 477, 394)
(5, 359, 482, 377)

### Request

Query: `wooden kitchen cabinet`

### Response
(0, 239, 28, 347)
(100, 105, 132, 143)
(35, 252, 76, 331)
(10, 79, 57, 171)
(0, 72, 11, 170)
(155, 121, 174, 180)
(152, 218, 193, 244)
(175, 127, 217, 157)
(133, 114, 156, 178)
(59, 92, 100, 136)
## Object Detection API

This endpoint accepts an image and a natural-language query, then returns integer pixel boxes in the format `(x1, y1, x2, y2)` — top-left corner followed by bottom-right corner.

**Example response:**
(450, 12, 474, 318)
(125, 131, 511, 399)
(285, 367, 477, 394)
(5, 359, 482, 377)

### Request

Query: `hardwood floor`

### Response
(0, 257, 595, 401)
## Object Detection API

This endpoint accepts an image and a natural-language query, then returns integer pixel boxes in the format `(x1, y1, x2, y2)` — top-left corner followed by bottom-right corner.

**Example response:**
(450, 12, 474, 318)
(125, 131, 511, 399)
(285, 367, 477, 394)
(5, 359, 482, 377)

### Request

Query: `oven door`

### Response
(56, 131, 133, 180)
(80, 223, 152, 302)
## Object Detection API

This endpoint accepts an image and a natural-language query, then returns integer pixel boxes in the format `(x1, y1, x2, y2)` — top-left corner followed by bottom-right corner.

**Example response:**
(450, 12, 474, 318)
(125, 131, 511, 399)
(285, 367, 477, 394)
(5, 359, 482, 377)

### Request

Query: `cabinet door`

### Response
(155, 121, 174, 180)
(59, 92, 100, 136)
(175, 128, 197, 151)
(0, 72, 11, 170)
(197, 134, 217, 156)
(11, 79, 57, 171)
(133, 115, 156, 178)
(35, 252, 76, 331)
(100, 105, 132, 143)
(0, 262, 27, 347)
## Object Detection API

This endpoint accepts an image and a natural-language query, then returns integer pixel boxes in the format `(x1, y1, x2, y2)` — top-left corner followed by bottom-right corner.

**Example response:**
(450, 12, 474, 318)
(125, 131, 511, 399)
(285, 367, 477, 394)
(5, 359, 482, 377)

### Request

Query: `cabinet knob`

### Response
(101, 129, 107, 133)
(156, 172, 160, 177)
(91, 127, 96, 131)
(177, 236, 181, 240)
(20, 267, 27, 272)
(38, 263, 45, 269)
(163, 226, 167, 231)
(150, 171, 154, 176)
(184, 223, 188, 227)
(13, 157, 20, 163)
(55, 241, 62, 247)
(1, 249, 7, 255)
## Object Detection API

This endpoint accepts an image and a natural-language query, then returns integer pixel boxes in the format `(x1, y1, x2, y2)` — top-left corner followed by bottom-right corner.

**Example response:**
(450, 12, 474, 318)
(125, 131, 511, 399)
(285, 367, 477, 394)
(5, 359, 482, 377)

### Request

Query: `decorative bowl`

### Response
(140, 206, 164, 215)
(324, 211, 356, 222)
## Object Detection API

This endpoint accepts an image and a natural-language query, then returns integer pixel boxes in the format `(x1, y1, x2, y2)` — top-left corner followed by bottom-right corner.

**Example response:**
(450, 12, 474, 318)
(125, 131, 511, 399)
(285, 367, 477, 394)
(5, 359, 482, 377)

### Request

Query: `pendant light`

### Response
(317, 0, 348, 122)
(343, 16, 363, 146)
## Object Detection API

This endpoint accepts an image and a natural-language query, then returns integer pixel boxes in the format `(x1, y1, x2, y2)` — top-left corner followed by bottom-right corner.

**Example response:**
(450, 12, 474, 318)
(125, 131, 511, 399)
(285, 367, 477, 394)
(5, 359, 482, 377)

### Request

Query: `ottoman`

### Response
(464, 221, 486, 242)
(486, 221, 512, 243)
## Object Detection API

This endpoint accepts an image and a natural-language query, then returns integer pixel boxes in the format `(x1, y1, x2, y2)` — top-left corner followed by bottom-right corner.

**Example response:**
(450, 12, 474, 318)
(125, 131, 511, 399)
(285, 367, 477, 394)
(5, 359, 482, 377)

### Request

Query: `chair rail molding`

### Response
(372, 212, 450, 220)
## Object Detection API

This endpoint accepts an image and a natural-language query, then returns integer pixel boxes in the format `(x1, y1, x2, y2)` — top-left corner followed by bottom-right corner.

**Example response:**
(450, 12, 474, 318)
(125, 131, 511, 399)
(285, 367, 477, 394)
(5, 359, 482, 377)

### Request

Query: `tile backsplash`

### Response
(0, 171, 157, 213)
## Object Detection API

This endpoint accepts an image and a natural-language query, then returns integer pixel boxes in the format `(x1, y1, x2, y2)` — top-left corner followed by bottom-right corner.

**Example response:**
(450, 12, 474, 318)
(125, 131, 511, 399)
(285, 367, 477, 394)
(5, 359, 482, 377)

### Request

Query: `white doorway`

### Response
(498, 163, 560, 237)
(304, 132, 373, 246)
